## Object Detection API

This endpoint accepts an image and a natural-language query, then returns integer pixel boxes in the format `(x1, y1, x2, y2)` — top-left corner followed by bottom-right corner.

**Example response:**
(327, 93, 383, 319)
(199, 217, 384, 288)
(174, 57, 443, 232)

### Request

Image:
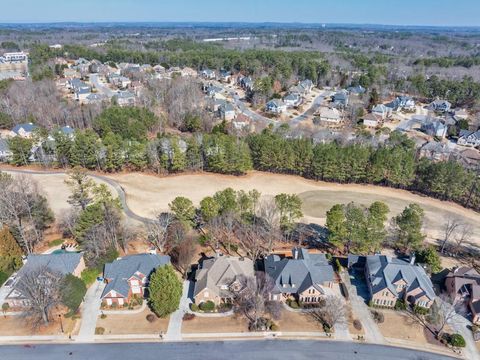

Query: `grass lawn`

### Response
(182, 315, 248, 334)
(0, 315, 77, 336)
(95, 308, 169, 335)
(377, 310, 428, 344)
(276, 310, 323, 332)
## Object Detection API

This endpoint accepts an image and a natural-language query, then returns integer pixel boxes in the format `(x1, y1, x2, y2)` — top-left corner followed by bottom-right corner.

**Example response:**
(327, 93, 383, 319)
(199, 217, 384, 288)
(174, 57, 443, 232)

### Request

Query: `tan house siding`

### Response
(371, 289, 397, 307)
(73, 257, 86, 277)
(194, 287, 222, 306)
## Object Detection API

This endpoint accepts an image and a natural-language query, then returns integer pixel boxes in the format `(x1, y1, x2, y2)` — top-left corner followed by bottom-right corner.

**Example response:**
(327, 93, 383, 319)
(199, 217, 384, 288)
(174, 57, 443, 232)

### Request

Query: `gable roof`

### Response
(102, 254, 170, 298)
(264, 248, 334, 295)
(11, 123, 37, 135)
(194, 255, 254, 299)
(18, 253, 82, 278)
(366, 255, 435, 301)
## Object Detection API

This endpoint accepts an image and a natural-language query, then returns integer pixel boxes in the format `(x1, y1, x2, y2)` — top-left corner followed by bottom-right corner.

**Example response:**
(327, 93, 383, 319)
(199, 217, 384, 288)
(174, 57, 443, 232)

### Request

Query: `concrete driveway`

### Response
(77, 281, 105, 342)
(165, 280, 192, 340)
(342, 271, 385, 344)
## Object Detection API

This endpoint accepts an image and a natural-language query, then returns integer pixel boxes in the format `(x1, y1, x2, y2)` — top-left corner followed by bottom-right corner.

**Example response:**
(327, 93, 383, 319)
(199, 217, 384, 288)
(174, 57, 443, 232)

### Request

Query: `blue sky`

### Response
(1, 0, 479, 26)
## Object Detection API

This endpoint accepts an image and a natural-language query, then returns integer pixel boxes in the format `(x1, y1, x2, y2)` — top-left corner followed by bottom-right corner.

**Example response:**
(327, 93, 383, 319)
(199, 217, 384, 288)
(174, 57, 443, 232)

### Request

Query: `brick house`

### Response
(5, 253, 85, 309)
(194, 254, 254, 306)
(101, 254, 170, 307)
(363, 255, 436, 308)
(445, 267, 480, 323)
(264, 248, 335, 303)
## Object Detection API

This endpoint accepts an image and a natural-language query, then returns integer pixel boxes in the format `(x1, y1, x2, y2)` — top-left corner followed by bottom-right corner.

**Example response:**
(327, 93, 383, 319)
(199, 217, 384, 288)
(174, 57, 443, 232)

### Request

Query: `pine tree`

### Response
(0, 226, 23, 273)
(148, 265, 182, 318)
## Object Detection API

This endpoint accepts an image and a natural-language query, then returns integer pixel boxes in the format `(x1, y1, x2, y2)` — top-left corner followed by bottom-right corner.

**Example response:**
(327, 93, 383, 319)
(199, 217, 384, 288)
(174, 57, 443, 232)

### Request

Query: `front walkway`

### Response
(165, 280, 191, 341)
(447, 309, 480, 360)
(76, 281, 105, 342)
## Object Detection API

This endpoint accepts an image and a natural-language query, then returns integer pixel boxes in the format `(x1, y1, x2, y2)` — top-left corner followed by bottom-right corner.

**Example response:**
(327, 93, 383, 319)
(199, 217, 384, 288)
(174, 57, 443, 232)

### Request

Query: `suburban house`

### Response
(387, 96, 415, 112)
(298, 79, 314, 94)
(458, 148, 480, 170)
(430, 99, 452, 113)
(266, 99, 287, 114)
(454, 109, 469, 120)
(10, 123, 38, 138)
(317, 107, 342, 123)
(418, 141, 454, 162)
(354, 254, 436, 309)
(5, 253, 85, 308)
(219, 70, 232, 83)
(201, 69, 216, 79)
(68, 78, 90, 93)
(283, 92, 302, 107)
(205, 84, 224, 98)
(458, 129, 480, 147)
(85, 93, 107, 104)
(239, 76, 254, 91)
(101, 254, 170, 306)
(115, 90, 136, 107)
(372, 104, 393, 119)
(264, 248, 335, 303)
(445, 267, 480, 323)
(193, 254, 254, 305)
(0, 138, 12, 162)
(347, 85, 366, 95)
(421, 119, 448, 138)
(332, 89, 349, 108)
(362, 113, 382, 128)
(219, 101, 236, 120)
(75, 87, 92, 102)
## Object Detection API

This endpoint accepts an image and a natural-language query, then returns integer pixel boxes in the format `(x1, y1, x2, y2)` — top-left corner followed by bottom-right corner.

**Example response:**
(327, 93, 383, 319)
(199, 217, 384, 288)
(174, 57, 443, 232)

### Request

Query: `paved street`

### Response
(89, 74, 116, 98)
(77, 281, 105, 342)
(0, 340, 456, 360)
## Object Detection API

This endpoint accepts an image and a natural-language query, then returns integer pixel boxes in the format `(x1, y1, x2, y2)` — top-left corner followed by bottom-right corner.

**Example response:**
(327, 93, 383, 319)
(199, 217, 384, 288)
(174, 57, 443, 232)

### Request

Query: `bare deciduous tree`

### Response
(453, 224, 473, 255)
(146, 212, 174, 253)
(0, 173, 53, 253)
(309, 295, 347, 331)
(440, 217, 462, 253)
(17, 266, 62, 328)
(171, 237, 197, 278)
(232, 272, 281, 331)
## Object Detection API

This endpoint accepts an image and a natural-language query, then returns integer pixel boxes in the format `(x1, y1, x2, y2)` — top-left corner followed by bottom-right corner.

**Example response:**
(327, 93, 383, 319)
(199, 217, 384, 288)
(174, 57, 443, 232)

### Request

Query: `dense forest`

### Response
(6, 107, 479, 212)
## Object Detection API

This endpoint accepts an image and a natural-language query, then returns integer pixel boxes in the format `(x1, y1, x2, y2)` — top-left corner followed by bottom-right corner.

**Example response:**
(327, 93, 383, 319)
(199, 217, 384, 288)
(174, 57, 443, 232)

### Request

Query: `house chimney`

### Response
(293, 248, 299, 260)
(409, 253, 416, 265)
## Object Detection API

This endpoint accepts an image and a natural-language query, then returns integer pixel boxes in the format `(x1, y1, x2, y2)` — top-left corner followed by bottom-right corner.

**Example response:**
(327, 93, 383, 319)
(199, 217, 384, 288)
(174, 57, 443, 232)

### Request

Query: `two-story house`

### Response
(458, 130, 480, 147)
(265, 99, 287, 114)
(193, 254, 254, 306)
(264, 248, 335, 304)
(5, 253, 85, 309)
(363, 255, 436, 309)
(445, 267, 480, 323)
(101, 254, 170, 306)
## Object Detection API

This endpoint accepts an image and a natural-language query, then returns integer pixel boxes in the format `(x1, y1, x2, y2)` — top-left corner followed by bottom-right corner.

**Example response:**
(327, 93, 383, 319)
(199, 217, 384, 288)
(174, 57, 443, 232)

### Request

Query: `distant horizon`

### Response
(1, 21, 480, 30)
(2, 0, 480, 27)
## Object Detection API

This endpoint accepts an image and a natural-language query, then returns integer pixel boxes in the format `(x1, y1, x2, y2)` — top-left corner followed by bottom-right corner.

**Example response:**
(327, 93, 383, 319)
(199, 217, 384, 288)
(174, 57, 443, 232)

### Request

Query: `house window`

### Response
(118, 298, 124, 306)
(131, 280, 139, 286)
(132, 286, 141, 294)
(106, 298, 112, 306)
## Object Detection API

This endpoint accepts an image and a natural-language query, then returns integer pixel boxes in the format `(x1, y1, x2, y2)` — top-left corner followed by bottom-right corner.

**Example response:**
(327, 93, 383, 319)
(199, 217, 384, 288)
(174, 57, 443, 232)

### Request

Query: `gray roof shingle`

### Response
(102, 254, 170, 298)
(264, 248, 334, 295)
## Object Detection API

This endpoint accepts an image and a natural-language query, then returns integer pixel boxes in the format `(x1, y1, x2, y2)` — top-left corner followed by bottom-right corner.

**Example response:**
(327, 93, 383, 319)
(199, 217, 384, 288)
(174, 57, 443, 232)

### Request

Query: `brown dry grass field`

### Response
(276, 310, 323, 332)
(95, 308, 168, 335)
(377, 310, 427, 344)
(182, 315, 248, 333)
(106, 171, 480, 248)
(0, 315, 77, 336)
(6, 170, 480, 249)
